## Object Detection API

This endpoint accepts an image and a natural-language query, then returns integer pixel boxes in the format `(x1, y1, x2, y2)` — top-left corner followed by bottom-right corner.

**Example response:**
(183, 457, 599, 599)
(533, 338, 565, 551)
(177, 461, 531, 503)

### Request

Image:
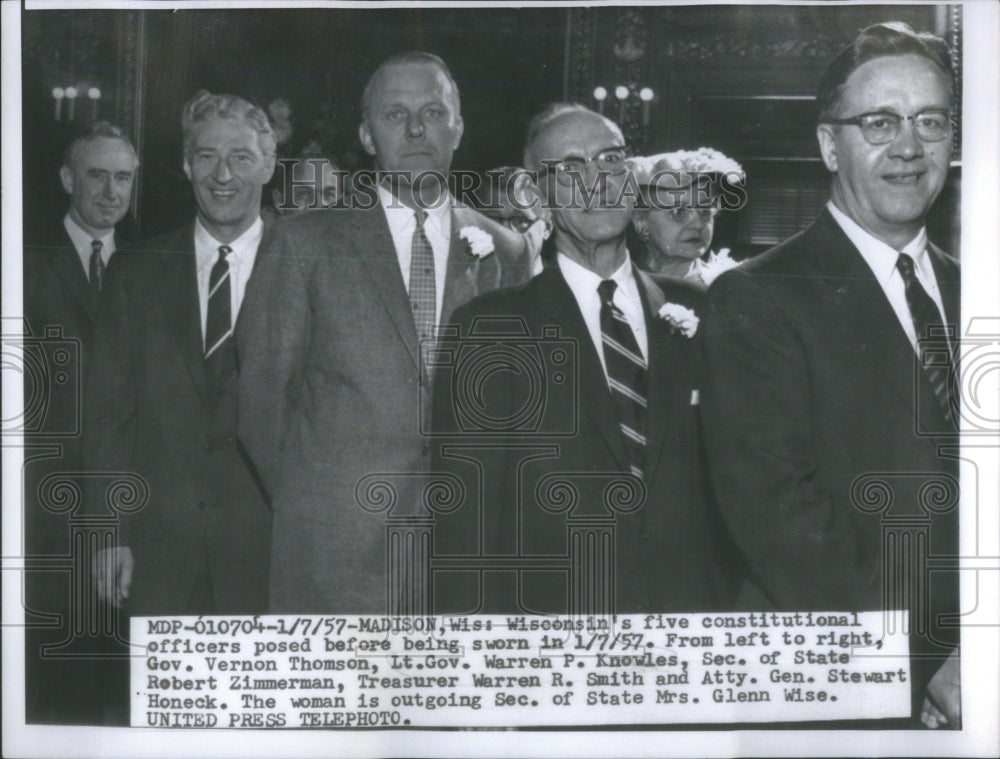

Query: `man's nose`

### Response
(579, 160, 606, 187)
(888, 119, 925, 160)
(214, 159, 234, 182)
(100, 176, 116, 199)
(406, 114, 425, 138)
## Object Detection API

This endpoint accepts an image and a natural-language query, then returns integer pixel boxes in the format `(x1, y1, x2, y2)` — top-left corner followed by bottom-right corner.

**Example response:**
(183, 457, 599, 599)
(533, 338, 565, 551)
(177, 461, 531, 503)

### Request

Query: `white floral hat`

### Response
(628, 147, 743, 187)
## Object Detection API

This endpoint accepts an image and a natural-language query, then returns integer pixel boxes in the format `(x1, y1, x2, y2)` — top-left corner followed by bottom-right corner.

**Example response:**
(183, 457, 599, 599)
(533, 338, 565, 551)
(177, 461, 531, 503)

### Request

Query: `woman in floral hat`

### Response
(629, 148, 743, 287)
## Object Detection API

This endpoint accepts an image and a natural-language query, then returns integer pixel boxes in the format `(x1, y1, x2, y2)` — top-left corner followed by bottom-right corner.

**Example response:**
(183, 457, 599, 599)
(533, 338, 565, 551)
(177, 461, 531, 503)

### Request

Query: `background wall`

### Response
(21, 4, 961, 255)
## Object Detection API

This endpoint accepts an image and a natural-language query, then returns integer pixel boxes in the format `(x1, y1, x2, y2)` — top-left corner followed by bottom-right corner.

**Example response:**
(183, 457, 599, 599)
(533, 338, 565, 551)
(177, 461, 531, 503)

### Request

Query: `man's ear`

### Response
(59, 166, 74, 195)
(512, 171, 550, 228)
(816, 125, 838, 173)
(182, 156, 193, 182)
(632, 214, 648, 237)
(261, 153, 277, 184)
(359, 121, 377, 157)
(451, 115, 464, 151)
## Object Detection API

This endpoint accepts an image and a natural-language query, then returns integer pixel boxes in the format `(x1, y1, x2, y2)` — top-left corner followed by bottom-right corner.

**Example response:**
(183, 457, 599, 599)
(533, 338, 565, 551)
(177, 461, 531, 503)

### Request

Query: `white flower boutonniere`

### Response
(459, 226, 495, 259)
(657, 302, 699, 338)
(696, 247, 741, 287)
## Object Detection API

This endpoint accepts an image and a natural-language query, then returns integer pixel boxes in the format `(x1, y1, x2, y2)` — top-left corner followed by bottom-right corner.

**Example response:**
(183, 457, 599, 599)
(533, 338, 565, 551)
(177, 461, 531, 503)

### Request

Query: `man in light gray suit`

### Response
(237, 52, 539, 613)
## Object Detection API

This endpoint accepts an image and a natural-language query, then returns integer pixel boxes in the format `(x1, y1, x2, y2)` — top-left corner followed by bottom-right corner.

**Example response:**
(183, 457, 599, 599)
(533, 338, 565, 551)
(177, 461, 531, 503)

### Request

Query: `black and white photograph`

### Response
(2, 1, 998, 756)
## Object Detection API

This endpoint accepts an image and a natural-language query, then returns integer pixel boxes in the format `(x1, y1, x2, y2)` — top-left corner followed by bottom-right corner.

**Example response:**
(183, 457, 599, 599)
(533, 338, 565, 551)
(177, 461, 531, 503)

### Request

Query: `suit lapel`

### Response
(441, 208, 480, 327)
(809, 211, 947, 428)
(157, 224, 210, 401)
(353, 207, 420, 371)
(533, 268, 629, 470)
(225, 216, 276, 387)
(928, 244, 960, 333)
(634, 269, 681, 488)
(49, 226, 99, 322)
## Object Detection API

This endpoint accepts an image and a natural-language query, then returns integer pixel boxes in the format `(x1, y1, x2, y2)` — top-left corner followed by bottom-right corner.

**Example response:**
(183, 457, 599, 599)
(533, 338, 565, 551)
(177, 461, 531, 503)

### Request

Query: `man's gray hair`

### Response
(63, 121, 139, 171)
(522, 102, 623, 170)
(181, 90, 277, 158)
(360, 51, 461, 123)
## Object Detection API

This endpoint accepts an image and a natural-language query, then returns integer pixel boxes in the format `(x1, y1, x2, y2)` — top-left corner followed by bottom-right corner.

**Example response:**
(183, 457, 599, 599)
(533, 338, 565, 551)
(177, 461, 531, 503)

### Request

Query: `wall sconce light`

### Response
(52, 83, 101, 122)
(593, 86, 608, 115)
(52, 87, 65, 121)
(88, 87, 102, 121)
(593, 84, 655, 127)
(639, 87, 654, 127)
(65, 86, 78, 121)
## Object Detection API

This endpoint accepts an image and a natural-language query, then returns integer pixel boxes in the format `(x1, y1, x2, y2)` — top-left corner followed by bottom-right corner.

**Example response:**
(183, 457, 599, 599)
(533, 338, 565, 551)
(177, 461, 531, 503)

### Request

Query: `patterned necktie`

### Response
(205, 245, 235, 393)
(89, 239, 105, 302)
(897, 252, 955, 422)
(408, 208, 437, 377)
(598, 279, 648, 479)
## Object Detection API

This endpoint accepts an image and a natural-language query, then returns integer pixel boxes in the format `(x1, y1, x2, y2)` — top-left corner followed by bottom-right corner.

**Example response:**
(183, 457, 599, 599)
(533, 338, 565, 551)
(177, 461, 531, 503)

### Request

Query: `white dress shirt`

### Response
(378, 184, 452, 326)
(194, 216, 263, 345)
(557, 251, 649, 383)
(827, 202, 948, 352)
(64, 214, 115, 279)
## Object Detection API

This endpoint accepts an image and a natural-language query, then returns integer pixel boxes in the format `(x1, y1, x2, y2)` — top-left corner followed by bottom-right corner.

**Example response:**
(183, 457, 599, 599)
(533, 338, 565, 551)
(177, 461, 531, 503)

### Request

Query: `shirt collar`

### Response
(194, 215, 264, 273)
(557, 250, 638, 301)
(377, 183, 452, 238)
(63, 214, 115, 256)
(826, 201, 929, 286)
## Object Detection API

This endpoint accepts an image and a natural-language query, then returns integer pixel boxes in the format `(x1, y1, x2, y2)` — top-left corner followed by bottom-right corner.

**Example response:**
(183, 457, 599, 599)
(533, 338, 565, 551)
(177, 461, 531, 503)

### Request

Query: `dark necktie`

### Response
(408, 209, 437, 377)
(897, 252, 955, 422)
(598, 279, 648, 479)
(205, 245, 235, 393)
(89, 239, 105, 302)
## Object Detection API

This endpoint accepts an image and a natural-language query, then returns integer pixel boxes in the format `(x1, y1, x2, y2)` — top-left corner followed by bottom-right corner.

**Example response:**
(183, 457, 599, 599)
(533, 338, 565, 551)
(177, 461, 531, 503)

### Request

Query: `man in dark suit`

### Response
(432, 104, 733, 615)
(25, 121, 137, 345)
(700, 23, 960, 727)
(85, 91, 275, 617)
(237, 52, 539, 614)
(22, 121, 138, 724)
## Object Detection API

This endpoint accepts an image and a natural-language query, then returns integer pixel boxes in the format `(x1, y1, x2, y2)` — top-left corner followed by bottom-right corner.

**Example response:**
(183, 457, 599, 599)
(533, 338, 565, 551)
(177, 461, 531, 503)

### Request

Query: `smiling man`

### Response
(86, 91, 276, 619)
(26, 122, 138, 338)
(237, 52, 539, 613)
(432, 103, 735, 615)
(700, 23, 960, 728)
(23, 121, 137, 724)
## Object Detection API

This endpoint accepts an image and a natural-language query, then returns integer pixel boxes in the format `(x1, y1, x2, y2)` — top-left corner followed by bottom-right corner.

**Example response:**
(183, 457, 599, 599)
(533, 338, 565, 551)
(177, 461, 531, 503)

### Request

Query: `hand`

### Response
(921, 648, 960, 728)
(93, 546, 134, 608)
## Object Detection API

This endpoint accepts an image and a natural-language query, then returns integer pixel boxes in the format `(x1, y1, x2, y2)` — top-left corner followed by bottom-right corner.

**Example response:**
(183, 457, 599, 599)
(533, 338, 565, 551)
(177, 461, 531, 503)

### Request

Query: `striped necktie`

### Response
(598, 279, 648, 479)
(408, 208, 437, 378)
(897, 252, 956, 422)
(89, 239, 105, 303)
(205, 244, 235, 393)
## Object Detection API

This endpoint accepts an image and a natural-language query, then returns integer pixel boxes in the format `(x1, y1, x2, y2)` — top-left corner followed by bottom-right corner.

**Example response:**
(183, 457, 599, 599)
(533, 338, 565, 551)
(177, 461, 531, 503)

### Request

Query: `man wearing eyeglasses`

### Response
(432, 103, 735, 615)
(700, 22, 959, 728)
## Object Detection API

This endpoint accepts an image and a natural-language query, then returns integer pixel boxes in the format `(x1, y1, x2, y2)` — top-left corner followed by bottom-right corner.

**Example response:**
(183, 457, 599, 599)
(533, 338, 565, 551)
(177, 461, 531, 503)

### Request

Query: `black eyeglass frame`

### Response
(537, 145, 631, 186)
(820, 109, 953, 145)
